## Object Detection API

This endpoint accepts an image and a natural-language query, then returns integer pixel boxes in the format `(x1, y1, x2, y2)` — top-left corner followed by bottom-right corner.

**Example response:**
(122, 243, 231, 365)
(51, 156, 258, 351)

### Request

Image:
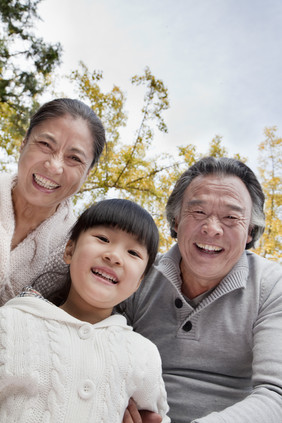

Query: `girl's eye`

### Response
(128, 250, 141, 258)
(96, 235, 109, 243)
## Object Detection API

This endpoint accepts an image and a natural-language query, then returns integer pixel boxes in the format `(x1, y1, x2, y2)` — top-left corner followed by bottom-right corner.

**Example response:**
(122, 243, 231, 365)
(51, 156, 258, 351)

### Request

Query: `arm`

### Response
(192, 268, 282, 423)
(123, 399, 162, 423)
(127, 337, 170, 423)
(31, 241, 68, 298)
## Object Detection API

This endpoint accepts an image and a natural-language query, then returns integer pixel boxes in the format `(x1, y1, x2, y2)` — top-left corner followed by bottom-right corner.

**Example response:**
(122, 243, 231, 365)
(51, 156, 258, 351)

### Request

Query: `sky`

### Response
(36, 0, 282, 172)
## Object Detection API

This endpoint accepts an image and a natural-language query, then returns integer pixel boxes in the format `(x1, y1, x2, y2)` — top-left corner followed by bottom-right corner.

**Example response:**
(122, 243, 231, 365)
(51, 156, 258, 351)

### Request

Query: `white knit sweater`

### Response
(0, 173, 76, 305)
(0, 297, 170, 422)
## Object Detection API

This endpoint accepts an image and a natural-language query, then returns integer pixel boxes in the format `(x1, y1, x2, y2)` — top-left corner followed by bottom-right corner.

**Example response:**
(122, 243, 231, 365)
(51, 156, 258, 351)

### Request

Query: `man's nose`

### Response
(201, 216, 223, 237)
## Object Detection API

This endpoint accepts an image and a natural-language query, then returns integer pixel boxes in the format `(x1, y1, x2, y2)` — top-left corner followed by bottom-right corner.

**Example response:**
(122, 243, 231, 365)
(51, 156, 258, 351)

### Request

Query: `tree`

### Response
(69, 62, 181, 249)
(254, 127, 282, 261)
(0, 0, 62, 168)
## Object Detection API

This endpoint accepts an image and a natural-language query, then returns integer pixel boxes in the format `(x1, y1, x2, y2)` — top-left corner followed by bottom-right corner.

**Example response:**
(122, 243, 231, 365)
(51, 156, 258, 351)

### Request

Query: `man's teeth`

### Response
(34, 174, 60, 190)
(197, 243, 222, 252)
(92, 270, 118, 284)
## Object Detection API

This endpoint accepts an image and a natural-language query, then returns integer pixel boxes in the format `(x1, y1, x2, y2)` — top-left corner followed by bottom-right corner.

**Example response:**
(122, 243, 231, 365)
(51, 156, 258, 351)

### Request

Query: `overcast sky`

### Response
(37, 0, 282, 172)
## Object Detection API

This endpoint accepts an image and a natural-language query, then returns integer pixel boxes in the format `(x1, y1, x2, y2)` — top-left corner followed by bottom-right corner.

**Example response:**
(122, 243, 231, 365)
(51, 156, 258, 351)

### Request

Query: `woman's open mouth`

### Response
(33, 173, 60, 190)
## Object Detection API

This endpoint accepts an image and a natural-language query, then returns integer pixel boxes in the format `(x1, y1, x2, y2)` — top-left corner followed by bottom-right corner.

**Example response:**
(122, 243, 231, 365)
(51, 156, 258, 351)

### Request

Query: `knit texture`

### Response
(0, 173, 76, 305)
(119, 246, 282, 423)
(0, 297, 170, 422)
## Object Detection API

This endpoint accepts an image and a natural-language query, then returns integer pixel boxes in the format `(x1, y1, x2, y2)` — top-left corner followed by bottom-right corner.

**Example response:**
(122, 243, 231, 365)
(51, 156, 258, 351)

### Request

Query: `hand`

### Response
(123, 398, 162, 423)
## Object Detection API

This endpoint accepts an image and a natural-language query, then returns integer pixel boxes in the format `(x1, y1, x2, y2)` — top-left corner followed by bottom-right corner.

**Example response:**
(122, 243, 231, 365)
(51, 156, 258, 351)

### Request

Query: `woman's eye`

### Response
(70, 155, 82, 163)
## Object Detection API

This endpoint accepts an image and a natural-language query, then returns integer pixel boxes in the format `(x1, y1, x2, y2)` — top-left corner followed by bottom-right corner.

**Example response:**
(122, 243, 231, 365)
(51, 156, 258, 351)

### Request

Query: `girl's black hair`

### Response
(48, 199, 159, 306)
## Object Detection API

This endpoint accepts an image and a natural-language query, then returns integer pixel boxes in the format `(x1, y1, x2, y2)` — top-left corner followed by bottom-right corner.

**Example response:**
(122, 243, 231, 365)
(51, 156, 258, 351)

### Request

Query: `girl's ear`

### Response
(64, 240, 75, 264)
(134, 275, 144, 292)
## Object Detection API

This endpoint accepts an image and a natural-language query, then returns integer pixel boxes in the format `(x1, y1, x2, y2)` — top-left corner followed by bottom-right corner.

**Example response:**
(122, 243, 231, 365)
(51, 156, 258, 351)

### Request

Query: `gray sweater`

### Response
(119, 244, 282, 422)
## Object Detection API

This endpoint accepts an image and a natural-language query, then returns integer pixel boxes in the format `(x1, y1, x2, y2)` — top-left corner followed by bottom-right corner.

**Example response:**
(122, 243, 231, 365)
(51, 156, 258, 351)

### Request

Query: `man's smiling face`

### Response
(174, 174, 253, 298)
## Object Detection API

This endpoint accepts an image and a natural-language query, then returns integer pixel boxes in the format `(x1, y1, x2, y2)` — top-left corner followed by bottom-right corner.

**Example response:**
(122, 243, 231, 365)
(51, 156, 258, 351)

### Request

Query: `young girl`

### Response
(0, 199, 170, 422)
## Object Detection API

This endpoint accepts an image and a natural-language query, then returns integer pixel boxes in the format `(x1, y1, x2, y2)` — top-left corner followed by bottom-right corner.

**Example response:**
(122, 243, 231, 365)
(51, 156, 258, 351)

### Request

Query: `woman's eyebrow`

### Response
(37, 132, 88, 159)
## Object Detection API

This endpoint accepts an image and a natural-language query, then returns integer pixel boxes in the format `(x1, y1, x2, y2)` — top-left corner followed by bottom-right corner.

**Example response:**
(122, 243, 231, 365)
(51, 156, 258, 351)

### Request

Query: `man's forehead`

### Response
(182, 175, 252, 207)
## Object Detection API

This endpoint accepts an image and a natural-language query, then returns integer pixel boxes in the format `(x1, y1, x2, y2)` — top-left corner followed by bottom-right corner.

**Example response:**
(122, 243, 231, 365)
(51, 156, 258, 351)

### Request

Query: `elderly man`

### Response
(121, 157, 282, 423)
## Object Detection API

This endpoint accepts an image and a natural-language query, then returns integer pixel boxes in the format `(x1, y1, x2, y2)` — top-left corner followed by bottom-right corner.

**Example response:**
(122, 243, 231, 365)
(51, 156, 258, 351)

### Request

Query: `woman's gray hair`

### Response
(166, 157, 265, 249)
(26, 98, 106, 168)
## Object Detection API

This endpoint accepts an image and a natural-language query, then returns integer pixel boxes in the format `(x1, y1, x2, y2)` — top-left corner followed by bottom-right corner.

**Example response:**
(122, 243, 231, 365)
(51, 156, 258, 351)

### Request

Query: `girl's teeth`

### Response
(92, 270, 118, 284)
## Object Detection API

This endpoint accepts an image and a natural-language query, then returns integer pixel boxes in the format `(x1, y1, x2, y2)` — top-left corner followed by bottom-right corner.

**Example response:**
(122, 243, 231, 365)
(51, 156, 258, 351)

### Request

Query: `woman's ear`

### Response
(64, 240, 75, 264)
(173, 217, 178, 235)
(20, 137, 28, 153)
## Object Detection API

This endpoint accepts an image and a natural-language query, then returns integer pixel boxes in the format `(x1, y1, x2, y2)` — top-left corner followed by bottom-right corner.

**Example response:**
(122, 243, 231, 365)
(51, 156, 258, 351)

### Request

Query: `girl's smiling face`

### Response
(62, 225, 148, 323)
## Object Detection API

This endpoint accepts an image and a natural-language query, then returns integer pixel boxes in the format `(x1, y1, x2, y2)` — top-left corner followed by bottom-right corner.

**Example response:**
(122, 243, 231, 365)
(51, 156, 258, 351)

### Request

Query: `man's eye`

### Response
(193, 210, 205, 217)
(38, 141, 51, 148)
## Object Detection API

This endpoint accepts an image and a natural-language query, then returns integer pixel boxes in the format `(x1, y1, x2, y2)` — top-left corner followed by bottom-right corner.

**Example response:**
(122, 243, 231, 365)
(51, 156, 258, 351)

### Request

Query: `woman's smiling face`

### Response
(14, 114, 94, 212)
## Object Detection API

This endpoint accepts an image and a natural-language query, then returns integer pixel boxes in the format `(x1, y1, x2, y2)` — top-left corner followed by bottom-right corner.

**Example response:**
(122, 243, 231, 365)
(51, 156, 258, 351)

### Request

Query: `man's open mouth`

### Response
(196, 243, 223, 254)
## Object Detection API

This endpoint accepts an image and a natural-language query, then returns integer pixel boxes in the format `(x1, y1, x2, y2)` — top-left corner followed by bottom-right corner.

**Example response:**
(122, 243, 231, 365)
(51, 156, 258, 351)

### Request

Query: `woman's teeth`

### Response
(33, 174, 60, 190)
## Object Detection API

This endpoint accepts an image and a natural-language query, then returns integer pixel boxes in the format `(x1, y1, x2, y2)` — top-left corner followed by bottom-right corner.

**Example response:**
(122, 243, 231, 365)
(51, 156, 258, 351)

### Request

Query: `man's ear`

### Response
(247, 227, 253, 245)
(64, 240, 75, 264)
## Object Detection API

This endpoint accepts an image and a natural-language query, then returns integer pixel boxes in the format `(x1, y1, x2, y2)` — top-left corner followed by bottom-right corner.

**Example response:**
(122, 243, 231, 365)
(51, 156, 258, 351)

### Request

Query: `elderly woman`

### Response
(0, 98, 106, 305)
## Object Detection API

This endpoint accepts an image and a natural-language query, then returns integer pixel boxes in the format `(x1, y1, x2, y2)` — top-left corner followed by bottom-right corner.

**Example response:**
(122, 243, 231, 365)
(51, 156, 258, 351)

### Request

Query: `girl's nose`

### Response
(103, 250, 123, 266)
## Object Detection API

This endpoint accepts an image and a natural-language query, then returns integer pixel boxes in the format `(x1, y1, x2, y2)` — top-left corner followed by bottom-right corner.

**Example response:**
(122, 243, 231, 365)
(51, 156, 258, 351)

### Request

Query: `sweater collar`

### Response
(4, 296, 131, 330)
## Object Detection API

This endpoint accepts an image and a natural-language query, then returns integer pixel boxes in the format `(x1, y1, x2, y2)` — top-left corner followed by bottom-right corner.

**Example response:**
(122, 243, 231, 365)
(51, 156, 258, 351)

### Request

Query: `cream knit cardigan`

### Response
(0, 173, 76, 305)
(0, 296, 170, 422)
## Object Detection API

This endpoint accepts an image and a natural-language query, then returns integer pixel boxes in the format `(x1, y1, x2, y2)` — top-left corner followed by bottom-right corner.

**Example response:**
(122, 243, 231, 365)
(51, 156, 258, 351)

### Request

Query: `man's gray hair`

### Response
(166, 157, 265, 249)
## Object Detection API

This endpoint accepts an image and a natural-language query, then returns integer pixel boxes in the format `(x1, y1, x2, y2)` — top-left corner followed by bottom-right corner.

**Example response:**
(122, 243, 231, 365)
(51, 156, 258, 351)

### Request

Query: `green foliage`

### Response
(254, 127, 282, 261)
(0, 44, 281, 258)
(0, 0, 62, 168)
(0, 0, 61, 104)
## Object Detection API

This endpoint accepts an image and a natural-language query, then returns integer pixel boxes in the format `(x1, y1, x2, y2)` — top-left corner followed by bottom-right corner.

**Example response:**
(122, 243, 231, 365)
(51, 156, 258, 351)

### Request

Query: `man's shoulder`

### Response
(246, 250, 281, 275)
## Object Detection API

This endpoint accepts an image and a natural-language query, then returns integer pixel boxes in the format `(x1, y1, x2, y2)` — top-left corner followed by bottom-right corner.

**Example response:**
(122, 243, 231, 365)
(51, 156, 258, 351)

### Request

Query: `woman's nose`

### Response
(44, 155, 64, 175)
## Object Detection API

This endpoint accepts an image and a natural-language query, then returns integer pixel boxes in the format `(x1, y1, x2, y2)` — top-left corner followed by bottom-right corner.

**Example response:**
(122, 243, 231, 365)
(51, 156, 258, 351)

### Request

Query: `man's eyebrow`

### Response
(187, 199, 245, 213)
